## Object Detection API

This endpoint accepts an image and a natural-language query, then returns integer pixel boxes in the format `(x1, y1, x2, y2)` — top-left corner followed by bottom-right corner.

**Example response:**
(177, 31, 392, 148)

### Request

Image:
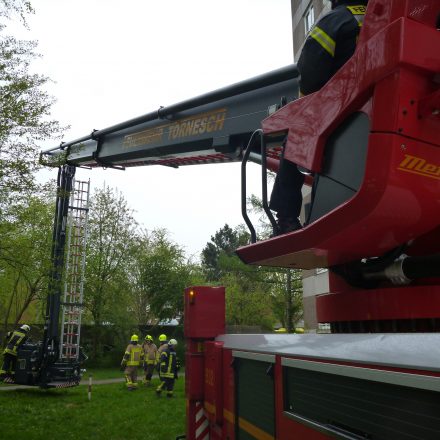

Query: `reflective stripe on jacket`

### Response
(159, 348, 178, 379)
(3, 330, 27, 356)
(297, 1, 367, 95)
(142, 342, 158, 364)
(122, 343, 143, 367)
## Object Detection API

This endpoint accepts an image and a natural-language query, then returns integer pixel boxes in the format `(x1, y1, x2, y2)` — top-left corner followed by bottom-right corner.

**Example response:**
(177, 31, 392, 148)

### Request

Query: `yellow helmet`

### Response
(145, 334, 153, 341)
(159, 334, 167, 342)
(131, 334, 139, 342)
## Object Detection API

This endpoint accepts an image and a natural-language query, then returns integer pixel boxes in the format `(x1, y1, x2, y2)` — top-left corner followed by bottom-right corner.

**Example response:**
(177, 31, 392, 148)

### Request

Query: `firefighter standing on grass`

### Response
(142, 334, 157, 386)
(0, 324, 30, 381)
(156, 338, 179, 398)
(156, 333, 168, 377)
(121, 334, 143, 391)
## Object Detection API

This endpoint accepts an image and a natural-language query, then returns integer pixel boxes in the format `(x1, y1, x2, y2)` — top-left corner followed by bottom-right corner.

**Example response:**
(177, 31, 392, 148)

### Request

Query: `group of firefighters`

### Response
(1, 325, 180, 397)
(121, 333, 180, 397)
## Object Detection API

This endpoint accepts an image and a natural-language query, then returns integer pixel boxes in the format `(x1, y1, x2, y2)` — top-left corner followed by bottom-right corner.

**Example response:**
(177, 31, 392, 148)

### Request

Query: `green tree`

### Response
(269, 269, 303, 332)
(0, 193, 54, 332)
(130, 229, 196, 326)
(201, 224, 275, 328)
(84, 186, 138, 358)
(202, 221, 303, 331)
(0, 1, 33, 23)
(201, 224, 250, 281)
(0, 0, 64, 217)
(223, 271, 275, 331)
(246, 194, 304, 332)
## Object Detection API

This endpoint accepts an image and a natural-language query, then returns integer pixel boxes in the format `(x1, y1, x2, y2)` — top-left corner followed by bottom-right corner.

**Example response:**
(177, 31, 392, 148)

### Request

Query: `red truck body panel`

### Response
(186, 1, 440, 438)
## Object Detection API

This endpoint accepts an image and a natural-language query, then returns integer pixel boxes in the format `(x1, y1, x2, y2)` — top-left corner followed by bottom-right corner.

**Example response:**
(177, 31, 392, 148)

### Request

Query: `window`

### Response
(304, 4, 315, 35)
(283, 364, 440, 440)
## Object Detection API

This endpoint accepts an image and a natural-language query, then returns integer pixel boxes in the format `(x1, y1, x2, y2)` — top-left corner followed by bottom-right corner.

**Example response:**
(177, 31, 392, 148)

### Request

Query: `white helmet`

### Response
(168, 338, 177, 346)
(20, 324, 30, 332)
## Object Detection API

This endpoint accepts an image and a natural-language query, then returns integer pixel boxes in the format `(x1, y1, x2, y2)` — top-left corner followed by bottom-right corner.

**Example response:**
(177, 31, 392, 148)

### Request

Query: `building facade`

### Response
(291, 0, 332, 60)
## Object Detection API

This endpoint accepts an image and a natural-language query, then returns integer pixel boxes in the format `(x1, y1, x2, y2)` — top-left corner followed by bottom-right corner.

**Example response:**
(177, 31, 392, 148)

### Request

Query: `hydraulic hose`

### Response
(402, 254, 440, 280)
(363, 254, 440, 285)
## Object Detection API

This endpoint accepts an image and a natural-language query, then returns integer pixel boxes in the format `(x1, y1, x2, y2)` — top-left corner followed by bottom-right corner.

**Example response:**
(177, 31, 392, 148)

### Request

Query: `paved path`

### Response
(0, 377, 124, 391)
(0, 373, 184, 391)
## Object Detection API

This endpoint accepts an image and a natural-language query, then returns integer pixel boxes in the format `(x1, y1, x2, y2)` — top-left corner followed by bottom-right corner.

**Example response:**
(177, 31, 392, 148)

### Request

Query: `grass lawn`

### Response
(81, 367, 123, 380)
(0, 377, 186, 440)
(0, 368, 122, 386)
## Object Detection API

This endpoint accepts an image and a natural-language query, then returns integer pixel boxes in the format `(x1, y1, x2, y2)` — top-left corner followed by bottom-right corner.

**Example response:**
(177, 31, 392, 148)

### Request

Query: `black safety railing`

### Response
(241, 129, 278, 243)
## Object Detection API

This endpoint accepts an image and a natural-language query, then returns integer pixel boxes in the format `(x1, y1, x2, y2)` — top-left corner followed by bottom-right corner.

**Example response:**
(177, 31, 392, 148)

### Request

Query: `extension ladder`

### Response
(59, 178, 90, 360)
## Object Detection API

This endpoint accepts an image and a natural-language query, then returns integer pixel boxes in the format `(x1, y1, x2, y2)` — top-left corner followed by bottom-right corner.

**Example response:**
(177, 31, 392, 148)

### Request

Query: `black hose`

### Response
(402, 254, 440, 280)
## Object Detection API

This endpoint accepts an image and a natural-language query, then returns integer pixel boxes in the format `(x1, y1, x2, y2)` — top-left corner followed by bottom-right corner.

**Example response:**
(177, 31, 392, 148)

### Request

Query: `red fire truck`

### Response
(182, 1, 440, 439)
(41, 0, 440, 437)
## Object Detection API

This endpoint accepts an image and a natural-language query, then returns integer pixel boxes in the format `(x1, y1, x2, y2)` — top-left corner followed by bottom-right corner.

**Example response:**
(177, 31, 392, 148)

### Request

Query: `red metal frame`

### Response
(237, 0, 440, 273)
(317, 284, 440, 323)
(235, 0, 440, 361)
(238, 132, 440, 268)
(262, 1, 439, 172)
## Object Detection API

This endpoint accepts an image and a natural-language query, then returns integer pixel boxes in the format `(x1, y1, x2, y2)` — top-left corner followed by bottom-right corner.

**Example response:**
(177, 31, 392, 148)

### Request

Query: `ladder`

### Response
(59, 178, 90, 361)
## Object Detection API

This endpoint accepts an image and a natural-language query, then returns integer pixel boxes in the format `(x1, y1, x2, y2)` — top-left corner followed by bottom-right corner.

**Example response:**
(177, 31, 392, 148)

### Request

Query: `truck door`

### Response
(233, 351, 275, 440)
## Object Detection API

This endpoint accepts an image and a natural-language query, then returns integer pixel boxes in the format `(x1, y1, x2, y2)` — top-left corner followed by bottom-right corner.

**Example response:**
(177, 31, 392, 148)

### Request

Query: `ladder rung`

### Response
(62, 180, 88, 358)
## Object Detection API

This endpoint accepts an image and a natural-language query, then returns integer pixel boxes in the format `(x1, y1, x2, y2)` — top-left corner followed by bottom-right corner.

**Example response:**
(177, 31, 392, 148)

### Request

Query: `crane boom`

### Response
(42, 64, 299, 169)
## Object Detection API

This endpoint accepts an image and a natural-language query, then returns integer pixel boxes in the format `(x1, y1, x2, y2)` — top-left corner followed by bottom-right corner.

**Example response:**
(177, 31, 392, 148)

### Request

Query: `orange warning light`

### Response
(189, 290, 195, 304)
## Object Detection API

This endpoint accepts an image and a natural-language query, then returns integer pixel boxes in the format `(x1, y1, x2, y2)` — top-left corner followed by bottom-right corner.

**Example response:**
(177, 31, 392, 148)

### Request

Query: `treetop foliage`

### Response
(0, 0, 65, 216)
(0, 1, 33, 23)
(201, 222, 303, 330)
(201, 223, 250, 281)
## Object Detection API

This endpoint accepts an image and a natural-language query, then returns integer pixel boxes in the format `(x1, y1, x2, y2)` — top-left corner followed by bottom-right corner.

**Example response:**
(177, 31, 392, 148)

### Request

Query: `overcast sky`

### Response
(11, 0, 294, 259)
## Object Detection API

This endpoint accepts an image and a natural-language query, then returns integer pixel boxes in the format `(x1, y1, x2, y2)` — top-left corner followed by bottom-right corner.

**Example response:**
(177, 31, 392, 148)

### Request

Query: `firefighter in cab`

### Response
(142, 334, 157, 386)
(156, 338, 179, 398)
(120, 334, 144, 391)
(269, 0, 368, 235)
(0, 324, 30, 381)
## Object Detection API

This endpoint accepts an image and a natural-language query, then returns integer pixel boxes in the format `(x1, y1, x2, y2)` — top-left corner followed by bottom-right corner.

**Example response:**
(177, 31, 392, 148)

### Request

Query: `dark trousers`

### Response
(144, 363, 155, 381)
(269, 154, 304, 219)
(1, 353, 17, 376)
(156, 377, 175, 396)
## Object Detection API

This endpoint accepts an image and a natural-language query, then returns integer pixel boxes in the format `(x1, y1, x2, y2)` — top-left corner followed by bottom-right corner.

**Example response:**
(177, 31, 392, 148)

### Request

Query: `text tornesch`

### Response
(122, 108, 227, 149)
(168, 108, 227, 140)
(398, 154, 440, 179)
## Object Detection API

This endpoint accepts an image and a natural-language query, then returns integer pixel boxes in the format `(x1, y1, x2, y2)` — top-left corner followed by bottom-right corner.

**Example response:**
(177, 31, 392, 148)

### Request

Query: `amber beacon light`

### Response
(189, 290, 195, 304)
